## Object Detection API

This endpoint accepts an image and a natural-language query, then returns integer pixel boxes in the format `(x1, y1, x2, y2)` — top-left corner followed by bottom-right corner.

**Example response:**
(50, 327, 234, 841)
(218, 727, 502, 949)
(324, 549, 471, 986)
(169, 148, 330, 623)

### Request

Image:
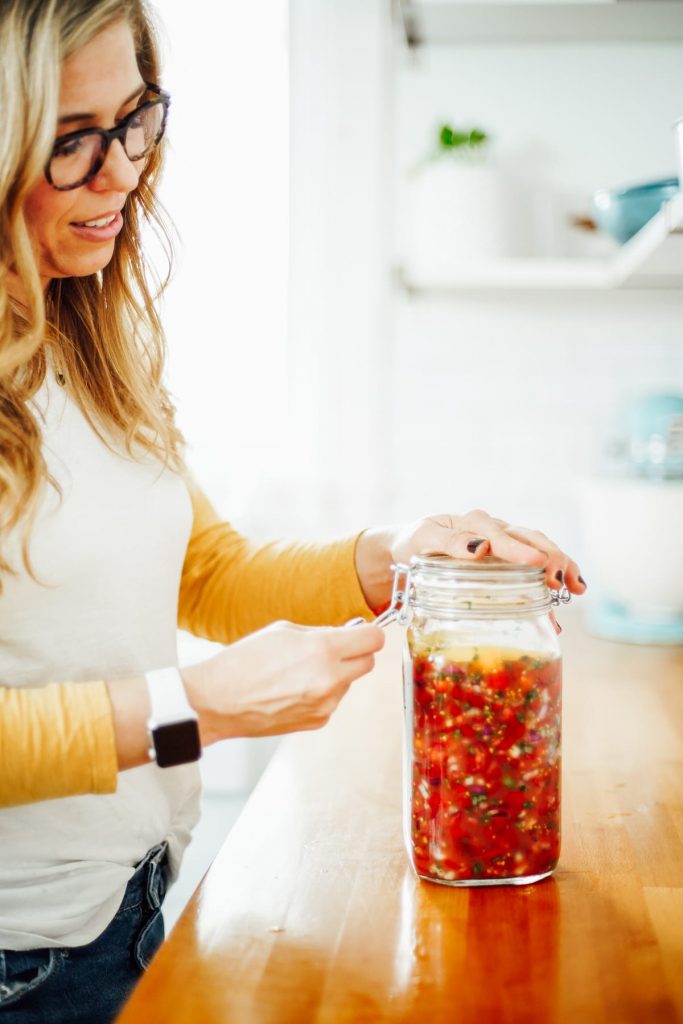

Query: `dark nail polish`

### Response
(467, 538, 486, 553)
(555, 570, 564, 584)
(578, 575, 587, 587)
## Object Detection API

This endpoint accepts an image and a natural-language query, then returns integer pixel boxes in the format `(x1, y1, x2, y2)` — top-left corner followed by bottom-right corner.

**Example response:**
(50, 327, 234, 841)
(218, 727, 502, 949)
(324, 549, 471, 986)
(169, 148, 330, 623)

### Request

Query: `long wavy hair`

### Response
(0, 0, 184, 587)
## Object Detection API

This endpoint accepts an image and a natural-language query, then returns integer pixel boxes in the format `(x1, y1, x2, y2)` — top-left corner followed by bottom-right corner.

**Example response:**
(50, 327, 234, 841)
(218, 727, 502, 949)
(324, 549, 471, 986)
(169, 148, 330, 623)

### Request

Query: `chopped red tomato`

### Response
(407, 642, 561, 885)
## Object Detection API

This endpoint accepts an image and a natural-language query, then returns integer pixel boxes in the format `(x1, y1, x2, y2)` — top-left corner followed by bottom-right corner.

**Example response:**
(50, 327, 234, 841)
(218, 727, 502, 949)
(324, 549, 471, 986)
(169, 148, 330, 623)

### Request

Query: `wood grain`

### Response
(117, 613, 683, 1023)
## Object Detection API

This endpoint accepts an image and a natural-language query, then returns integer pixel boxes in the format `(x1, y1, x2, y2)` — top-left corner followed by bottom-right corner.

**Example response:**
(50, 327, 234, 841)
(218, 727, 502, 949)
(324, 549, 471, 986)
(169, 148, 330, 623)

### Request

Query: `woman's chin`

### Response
(48, 245, 117, 280)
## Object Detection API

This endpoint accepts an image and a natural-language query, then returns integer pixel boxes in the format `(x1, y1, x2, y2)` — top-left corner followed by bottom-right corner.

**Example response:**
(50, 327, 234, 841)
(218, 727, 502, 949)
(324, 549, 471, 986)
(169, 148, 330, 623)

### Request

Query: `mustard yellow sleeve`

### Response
(178, 483, 375, 643)
(0, 681, 118, 808)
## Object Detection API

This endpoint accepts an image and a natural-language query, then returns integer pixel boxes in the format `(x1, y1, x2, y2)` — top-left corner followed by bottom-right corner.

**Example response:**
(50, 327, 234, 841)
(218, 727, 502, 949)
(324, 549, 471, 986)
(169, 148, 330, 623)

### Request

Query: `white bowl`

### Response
(577, 476, 683, 618)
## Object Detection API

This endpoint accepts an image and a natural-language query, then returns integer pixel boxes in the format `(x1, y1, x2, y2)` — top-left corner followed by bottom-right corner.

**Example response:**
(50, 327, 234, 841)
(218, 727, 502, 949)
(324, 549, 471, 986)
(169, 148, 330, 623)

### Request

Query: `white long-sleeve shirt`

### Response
(0, 371, 200, 949)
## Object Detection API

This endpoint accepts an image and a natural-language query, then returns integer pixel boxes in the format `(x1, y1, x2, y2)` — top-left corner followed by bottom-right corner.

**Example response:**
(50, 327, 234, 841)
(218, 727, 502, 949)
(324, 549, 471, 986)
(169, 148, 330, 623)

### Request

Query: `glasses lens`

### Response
(49, 132, 102, 189)
(124, 102, 165, 161)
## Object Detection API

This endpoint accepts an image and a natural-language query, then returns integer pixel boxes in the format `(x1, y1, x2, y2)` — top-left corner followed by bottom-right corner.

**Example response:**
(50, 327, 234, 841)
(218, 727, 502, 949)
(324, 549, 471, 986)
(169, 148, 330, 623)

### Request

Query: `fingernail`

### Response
(557, 622, 563, 634)
(555, 570, 564, 584)
(467, 538, 486, 553)
(578, 575, 587, 587)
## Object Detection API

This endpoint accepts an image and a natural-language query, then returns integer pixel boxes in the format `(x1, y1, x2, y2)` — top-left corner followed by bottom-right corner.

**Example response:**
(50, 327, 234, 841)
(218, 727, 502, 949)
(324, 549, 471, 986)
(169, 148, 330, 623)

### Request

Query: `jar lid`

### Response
(388, 555, 565, 621)
(409, 554, 545, 584)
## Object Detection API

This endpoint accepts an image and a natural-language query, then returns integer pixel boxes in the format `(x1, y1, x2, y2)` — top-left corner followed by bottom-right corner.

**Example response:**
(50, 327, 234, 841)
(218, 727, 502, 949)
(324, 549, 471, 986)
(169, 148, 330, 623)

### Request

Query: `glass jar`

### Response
(395, 555, 563, 887)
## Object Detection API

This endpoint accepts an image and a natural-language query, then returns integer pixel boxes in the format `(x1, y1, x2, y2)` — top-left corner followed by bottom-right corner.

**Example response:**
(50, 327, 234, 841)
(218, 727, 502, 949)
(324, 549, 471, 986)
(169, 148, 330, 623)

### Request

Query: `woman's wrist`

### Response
(105, 676, 151, 772)
(180, 661, 224, 748)
(106, 667, 220, 770)
(354, 526, 396, 614)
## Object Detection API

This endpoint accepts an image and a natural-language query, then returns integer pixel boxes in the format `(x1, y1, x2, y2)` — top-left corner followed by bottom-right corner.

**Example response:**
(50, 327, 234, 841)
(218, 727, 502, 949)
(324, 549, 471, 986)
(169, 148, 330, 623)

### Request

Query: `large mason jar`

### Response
(399, 555, 563, 887)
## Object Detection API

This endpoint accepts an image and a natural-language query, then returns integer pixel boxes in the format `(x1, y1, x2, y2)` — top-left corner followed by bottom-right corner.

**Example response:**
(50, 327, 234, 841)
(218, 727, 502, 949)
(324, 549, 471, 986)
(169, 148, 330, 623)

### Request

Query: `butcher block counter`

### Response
(118, 613, 683, 1024)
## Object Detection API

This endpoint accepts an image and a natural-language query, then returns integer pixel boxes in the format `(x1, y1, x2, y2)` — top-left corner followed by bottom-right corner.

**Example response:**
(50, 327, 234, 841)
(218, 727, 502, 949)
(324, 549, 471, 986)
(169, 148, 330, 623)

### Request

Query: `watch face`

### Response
(152, 720, 201, 768)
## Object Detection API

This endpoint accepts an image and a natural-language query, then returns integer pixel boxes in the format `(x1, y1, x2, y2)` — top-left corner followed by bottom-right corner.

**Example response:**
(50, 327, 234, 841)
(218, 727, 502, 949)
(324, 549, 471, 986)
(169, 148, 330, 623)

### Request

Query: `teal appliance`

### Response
(578, 394, 683, 645)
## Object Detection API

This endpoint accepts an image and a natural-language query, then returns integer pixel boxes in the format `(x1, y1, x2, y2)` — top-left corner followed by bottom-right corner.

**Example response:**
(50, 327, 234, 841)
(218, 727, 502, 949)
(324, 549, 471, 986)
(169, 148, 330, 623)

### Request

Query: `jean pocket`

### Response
(133, 908, 165, 971)
(0, 948, 65, 1009)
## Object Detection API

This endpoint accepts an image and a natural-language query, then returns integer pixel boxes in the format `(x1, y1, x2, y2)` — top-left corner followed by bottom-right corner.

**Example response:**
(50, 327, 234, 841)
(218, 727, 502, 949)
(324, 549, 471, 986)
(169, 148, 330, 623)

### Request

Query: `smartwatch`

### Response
(146, 667, 202, 768)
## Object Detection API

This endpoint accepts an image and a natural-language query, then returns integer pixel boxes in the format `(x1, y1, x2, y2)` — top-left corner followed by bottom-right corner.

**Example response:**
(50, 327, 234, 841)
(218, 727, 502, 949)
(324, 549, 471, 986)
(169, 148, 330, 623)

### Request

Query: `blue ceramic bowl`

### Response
(593, 177, 680, 244)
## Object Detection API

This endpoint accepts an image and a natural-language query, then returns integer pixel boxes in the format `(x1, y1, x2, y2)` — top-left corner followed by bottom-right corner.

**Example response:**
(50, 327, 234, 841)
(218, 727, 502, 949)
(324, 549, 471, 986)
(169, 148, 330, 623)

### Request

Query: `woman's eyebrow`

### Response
(57, 82, 147, 125)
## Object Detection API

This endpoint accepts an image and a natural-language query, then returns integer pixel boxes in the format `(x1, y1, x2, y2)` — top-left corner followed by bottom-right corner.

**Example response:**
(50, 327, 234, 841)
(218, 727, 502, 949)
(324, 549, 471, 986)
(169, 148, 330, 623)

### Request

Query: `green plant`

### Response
(438, 124, 488, 152)
(409, 122, 490, 177)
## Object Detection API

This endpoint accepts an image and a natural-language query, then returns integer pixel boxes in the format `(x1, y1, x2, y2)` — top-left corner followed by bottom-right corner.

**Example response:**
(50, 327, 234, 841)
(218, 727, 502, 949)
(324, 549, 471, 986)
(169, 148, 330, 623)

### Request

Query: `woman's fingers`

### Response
(389, 510, 587, 600)
(446, 531, 491, 559)
(338, 653, 377, 687)
(195, 621, 386, 743)
(324, 622, 385, 660)
(460, 512, 547, 568)
(502, 525, 586, 594)
(414, 514, 541, 566)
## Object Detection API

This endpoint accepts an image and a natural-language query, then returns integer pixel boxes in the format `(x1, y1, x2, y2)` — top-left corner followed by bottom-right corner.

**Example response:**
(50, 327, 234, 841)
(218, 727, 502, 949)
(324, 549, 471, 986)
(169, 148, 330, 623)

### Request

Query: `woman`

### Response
(0, 1, 585, 1020)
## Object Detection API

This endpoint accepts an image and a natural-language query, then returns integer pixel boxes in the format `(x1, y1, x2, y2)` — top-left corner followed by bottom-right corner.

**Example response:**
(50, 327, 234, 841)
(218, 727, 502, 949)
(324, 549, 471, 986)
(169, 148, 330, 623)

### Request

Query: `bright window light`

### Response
(151, 0, 289, 526)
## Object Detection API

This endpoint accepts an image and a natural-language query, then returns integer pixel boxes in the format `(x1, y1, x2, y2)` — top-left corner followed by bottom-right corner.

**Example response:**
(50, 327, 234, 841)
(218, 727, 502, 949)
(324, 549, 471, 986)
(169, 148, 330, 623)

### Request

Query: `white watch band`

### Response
(146, 667, 198, 728)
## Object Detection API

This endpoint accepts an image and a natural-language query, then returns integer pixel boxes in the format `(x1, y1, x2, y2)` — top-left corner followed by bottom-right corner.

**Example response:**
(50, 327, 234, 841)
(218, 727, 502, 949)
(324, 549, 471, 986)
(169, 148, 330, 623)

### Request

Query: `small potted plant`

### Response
(404, 121, 531, 280)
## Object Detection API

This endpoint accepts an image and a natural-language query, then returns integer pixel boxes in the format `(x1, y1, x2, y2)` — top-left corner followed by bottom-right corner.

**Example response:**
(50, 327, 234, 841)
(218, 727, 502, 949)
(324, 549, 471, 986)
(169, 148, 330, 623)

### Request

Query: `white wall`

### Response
(287, 0, 395, 537)
(151, 0, 683, 598)
(287, 5, 683, 571)
(390, 38, 683, 563)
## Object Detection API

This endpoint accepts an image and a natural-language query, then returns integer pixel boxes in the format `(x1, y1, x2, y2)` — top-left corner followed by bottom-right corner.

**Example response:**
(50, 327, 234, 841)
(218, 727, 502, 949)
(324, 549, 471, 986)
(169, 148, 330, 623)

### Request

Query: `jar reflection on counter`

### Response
(401, 556, 563, 887)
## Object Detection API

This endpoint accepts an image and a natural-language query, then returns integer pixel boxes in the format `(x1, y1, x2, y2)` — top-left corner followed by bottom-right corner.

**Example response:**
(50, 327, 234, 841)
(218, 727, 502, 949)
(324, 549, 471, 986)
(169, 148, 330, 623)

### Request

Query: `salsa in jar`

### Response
(398, 555, 565, 887)
(407, 637, 561, 884)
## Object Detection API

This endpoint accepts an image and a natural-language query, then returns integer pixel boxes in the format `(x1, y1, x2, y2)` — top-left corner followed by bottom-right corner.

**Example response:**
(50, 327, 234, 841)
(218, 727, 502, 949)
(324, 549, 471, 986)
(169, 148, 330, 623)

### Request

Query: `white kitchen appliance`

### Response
(578, 393, 683, 644)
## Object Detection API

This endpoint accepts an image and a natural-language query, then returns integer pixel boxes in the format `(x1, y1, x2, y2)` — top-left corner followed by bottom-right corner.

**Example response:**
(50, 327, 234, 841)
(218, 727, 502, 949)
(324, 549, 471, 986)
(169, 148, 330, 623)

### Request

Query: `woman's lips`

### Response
(69, 209, 123, 242)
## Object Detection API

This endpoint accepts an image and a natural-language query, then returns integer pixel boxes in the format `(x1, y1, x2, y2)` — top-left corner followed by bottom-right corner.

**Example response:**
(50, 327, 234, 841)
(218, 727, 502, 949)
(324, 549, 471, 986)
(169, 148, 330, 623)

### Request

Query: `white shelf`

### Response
(399, 192, 683, 292)
(397, 1, 683, 45)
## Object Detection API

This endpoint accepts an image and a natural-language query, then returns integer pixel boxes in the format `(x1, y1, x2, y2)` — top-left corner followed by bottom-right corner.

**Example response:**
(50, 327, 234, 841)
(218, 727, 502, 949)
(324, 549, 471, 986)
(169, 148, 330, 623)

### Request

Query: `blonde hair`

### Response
(0, 0, 184, 585)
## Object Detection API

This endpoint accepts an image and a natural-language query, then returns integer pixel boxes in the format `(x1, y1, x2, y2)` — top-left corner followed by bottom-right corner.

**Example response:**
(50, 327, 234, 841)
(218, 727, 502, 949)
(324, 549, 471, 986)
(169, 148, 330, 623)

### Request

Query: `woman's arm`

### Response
(178, 484, 377, 643)
(0, 680, 119, 808)
(179, 486, 586, 643)
(0, 620, 384, 808)
(0, 483, 383, 810)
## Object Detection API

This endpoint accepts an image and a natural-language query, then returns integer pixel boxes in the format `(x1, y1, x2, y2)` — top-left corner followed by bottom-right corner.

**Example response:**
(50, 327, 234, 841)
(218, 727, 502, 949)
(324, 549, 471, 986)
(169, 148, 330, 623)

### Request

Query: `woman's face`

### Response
(23, 19, 146, 285)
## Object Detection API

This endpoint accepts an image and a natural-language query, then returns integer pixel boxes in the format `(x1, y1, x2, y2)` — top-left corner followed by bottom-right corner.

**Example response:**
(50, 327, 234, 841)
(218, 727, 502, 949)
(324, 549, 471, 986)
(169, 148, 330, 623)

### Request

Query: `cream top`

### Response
(0, 373, 198, 949)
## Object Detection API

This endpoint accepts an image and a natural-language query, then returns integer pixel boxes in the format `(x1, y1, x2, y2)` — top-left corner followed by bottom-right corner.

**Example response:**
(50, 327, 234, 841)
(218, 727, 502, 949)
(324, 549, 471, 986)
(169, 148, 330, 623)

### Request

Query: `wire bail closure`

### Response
(549, 583, 571, 606)
(385, 562, 412, 627)
(344, 562, 412, 629)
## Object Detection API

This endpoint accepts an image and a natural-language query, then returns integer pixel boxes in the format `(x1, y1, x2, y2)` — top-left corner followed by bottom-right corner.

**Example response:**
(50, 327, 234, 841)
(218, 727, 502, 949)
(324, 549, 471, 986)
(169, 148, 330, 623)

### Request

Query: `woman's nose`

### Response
(90, 138, 141, 195)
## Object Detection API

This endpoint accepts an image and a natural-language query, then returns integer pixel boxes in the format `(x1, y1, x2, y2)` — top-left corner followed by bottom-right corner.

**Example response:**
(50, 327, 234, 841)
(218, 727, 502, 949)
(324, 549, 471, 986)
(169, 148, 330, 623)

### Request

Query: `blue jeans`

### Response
(0, 841, 169, 1024)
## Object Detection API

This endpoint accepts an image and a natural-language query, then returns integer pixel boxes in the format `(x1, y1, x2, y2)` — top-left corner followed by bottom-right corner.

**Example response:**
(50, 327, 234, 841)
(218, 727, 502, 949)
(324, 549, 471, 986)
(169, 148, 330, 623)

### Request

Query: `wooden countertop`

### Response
(118, 614, 683, 1023)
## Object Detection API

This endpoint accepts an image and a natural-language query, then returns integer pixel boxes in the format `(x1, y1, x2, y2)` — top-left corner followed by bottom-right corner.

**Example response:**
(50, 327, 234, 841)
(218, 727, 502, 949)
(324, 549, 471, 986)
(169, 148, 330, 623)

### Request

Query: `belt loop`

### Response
(146, 840, 170, 911)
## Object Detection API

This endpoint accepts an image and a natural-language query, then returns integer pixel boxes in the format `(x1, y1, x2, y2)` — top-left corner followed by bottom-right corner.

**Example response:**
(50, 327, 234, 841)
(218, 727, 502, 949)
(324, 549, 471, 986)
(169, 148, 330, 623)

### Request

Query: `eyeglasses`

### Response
(45, 82, 170, 191)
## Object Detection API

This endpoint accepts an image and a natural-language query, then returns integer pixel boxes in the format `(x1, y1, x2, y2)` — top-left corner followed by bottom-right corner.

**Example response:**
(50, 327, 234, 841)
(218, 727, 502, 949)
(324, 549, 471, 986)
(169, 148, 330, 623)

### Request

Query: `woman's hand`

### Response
(182, 620, 385, 746)
(354, 510, 587, 616)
